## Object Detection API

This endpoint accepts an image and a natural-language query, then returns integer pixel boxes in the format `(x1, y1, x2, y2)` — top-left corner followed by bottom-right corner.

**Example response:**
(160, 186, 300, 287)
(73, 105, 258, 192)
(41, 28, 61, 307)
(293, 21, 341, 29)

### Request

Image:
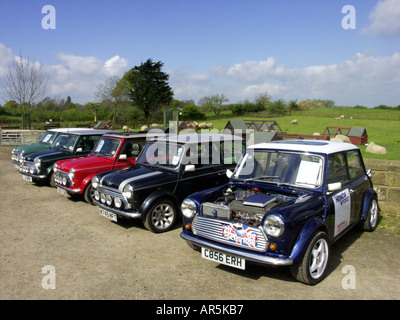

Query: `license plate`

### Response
(99, 208, 118, 222)
(57, 187, 68, 196)
(201, 247, 245, 270)
(22, 175, 32, 182)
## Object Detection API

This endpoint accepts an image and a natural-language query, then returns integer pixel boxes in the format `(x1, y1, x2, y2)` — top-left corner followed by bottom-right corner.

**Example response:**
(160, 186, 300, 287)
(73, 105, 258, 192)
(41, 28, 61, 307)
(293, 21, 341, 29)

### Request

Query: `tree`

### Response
(199, 93, 228, 118)
(95, 76, 122, 121)
(119, 59, 173, 120)
(2, 55, 48, 128)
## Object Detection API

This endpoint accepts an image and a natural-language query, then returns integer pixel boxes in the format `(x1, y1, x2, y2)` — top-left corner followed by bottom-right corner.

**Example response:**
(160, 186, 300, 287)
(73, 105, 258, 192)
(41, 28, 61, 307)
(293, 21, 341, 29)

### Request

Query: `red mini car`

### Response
(53, 132, 147, 203)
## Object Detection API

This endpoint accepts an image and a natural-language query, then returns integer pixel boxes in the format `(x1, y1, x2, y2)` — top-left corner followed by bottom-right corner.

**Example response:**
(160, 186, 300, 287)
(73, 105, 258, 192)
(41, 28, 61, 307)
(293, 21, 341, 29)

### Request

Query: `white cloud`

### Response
(361, 0, 400, 38)
(0, 43, 129, 104)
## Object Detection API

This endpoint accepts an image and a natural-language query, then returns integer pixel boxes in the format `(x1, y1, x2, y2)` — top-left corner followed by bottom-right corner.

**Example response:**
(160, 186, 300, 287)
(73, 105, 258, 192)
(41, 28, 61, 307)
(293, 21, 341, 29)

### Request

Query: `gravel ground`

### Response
(0, 145, 399, 301)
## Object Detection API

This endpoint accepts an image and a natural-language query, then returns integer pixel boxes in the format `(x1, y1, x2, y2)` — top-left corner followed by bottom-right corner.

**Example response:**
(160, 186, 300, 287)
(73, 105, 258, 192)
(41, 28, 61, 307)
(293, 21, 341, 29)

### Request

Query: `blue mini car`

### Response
(180, 140, 379, 284)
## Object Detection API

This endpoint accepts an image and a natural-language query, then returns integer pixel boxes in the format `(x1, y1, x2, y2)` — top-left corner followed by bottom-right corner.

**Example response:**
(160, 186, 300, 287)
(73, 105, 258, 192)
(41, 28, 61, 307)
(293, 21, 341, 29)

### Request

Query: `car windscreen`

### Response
(53, 134, 79, 152)
(91, 137, 121, 157)
(233, 149, 324, 189)
(40, 131, 58, 145)
(136, 141, 184, 170)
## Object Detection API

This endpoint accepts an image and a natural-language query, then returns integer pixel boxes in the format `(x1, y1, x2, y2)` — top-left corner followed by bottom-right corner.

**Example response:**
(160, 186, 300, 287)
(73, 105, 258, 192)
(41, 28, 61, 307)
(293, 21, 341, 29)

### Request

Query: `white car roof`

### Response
(48, 128, 92, 132)
(249, 140, 358, 155)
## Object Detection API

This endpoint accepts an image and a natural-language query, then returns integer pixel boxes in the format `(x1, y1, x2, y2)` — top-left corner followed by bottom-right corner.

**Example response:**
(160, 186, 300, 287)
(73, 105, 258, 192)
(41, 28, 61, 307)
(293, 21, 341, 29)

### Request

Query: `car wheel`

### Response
(83, 182, 94, 205)
(360, 198, 379, 232)
(143, 199, 177, 233)
(49, 171, 56, 187)
(290, 231, 330, 285)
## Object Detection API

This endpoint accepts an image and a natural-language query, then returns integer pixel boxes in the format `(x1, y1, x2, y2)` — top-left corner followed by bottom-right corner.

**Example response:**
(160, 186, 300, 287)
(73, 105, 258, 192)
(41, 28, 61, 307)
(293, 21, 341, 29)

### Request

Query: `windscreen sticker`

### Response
(333, 188, 351, 236)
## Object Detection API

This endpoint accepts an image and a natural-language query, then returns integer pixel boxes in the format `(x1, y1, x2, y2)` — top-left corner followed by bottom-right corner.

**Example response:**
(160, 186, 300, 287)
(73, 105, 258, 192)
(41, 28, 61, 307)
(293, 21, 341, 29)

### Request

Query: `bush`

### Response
(181, 104, 205, 120)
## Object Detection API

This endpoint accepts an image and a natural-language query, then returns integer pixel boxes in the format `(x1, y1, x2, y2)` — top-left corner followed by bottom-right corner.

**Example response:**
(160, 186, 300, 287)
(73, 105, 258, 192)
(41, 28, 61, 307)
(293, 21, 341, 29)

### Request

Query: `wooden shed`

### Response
(347, 127, 368, 145)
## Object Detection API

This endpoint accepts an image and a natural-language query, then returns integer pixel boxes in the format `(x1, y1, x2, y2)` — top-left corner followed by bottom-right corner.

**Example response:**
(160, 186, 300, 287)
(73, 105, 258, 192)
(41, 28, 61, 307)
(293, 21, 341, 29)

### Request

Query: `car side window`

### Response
(78, 135, 99, 152)
(326, 153, 348, 184)
(221, 141, 244, 165)
(121, 140, 146, 159)
(347, 150, 364, 179)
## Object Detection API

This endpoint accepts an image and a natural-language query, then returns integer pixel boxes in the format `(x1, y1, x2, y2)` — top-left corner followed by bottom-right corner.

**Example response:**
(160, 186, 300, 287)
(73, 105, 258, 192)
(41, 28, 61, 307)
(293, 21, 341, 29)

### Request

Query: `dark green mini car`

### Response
(11, 128, 91, 167)
(19, 129, 115, 186)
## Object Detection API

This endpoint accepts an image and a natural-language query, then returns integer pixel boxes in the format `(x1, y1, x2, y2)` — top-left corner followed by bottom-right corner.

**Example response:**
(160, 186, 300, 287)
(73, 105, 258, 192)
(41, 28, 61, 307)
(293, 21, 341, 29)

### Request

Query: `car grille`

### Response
(20, 161, 37, 174)
(192, 215, 268, 252)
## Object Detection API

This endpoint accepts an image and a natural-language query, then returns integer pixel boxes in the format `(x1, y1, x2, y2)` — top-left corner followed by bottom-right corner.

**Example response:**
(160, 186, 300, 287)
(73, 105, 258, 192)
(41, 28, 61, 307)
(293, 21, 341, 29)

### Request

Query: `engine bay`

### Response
(202, 187, 294, 227)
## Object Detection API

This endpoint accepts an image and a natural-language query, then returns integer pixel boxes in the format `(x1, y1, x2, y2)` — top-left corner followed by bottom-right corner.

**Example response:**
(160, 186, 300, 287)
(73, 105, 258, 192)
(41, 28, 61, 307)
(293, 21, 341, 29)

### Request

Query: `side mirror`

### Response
(184, 164, 195, 172)
(76, 147, 83, 153)
(119, 154, 127, 160)
(327, 182, 342, 192)
(226, 169, 233, 178)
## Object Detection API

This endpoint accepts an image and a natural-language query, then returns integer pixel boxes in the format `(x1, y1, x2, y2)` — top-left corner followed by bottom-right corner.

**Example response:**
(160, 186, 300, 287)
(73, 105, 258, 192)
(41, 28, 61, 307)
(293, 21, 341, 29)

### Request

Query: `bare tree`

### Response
(3, 54, 48, 128)
(94, 76, 121, 122)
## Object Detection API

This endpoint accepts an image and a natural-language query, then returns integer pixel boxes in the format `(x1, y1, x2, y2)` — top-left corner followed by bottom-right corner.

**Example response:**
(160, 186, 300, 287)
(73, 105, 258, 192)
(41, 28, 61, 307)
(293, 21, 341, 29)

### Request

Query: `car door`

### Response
(346, 150, 370, 222)
(113, 139, 146, 170)
(175, 141, 226, 201)
(325, 152, 353, 238)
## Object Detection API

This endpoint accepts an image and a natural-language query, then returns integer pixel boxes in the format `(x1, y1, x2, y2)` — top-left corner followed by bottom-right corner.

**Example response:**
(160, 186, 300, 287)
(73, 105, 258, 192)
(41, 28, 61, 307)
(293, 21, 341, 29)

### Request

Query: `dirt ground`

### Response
(1, 145, 399, 300)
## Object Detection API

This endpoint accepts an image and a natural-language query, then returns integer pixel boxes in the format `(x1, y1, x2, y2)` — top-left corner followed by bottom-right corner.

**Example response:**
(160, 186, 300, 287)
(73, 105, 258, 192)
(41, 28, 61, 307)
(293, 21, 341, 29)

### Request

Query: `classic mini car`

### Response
(19, 129, 115, 186)
(180, 140, 379, 285)
(53, 132, 147, 203)
(11, 128, 90, 168)
(91, 134, 245, 233)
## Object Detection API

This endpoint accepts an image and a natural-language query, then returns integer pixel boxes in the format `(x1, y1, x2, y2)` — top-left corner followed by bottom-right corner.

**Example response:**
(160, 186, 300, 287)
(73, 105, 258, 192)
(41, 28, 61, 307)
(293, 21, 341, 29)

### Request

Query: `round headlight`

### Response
(92, 176, 99, 189)
(68, 168, 75, 180)
(263, 215, 285, 237)
(53, 163, 58, 173)
(123, 185, 134, 199)
(181, 199, 197, 218)
(34, 158, 41, 168)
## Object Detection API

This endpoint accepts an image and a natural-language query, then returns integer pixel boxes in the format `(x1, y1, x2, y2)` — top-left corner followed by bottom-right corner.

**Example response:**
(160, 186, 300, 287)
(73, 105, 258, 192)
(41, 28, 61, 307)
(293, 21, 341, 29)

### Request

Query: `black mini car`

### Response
(91, 134, 245, 233)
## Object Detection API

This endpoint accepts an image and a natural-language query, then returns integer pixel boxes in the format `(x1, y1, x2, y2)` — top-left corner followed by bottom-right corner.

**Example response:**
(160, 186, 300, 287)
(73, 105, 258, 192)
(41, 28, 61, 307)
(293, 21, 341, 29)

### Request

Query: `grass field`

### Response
(200, 109, 400, 161)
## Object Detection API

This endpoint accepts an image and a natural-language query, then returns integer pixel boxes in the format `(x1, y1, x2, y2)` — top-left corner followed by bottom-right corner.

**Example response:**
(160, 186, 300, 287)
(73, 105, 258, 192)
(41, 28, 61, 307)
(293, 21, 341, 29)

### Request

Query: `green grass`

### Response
(199, 109, 400, 161)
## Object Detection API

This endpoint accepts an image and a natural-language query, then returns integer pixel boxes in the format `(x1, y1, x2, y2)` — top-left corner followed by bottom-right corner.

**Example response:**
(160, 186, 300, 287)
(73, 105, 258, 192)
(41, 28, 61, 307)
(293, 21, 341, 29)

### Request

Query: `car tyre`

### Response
(49, 171, 57, 188)
(83, 182, 94, 205)
(360, 197, 379, 232)
(143, 199, 177, 233)
(290, 231, 330, 285)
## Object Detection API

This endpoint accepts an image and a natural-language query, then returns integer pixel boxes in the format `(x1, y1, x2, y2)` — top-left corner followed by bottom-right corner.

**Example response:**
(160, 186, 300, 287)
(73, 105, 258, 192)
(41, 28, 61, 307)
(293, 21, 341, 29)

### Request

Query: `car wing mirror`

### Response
(226, 169, 233, 178)
(119, 154, 127, 160)
(327, 182, 342, 192)
(185, 164, 195, 172)
(76, 147, 83, 153)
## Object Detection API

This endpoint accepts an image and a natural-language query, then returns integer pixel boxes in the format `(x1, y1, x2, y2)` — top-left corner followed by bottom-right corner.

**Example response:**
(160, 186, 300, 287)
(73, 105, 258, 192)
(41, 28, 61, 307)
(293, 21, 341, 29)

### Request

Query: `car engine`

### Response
(202, 187, 291, 227)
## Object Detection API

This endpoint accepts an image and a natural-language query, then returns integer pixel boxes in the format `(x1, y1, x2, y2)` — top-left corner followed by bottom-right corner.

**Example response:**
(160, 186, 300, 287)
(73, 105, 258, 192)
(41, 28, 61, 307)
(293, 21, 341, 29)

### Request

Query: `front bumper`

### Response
(180, 232, 293, 266)
(93, 200, 142, 219)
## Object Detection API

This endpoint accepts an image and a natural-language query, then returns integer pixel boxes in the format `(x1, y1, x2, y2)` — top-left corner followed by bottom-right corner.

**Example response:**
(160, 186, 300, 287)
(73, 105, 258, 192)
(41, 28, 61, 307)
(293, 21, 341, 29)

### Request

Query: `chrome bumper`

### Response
(180, 232, 293, 266)
(93, 200, 142, 219)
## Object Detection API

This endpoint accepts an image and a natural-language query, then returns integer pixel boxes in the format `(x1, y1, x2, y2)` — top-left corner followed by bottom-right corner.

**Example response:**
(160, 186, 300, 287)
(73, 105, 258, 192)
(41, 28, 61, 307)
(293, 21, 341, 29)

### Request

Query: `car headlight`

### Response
(123, 184, 134, 199)
(53, 163, 58, 172)
(263, 215, 285, 237)
(34, 158, 41, 168)
(92, 176, 100, 189)
(68, 168, 75, 180)
(181, 199, 197, 218)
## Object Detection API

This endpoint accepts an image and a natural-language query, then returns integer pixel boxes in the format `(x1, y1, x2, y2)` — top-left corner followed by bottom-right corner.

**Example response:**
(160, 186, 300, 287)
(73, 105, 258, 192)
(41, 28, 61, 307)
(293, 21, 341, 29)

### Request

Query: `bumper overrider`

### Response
(180, 231, 293, 266)
(92, 185, 141, 219)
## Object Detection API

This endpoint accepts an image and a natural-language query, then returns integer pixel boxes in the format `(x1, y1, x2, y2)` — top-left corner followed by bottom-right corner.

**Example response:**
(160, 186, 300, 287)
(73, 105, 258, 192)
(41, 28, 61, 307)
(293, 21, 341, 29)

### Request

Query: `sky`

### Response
(0, 0, 399, 107)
